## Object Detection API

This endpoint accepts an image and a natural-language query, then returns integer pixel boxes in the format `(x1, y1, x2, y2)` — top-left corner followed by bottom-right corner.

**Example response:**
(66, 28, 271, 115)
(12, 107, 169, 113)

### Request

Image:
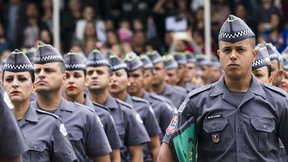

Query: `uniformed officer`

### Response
(2, 49, 77, 162)
(159, 15, 288, 162)
(162, 54, 180, 86)
(184, 51, 198, 93)
(62, 50, 122, 162)
(23, 47, 37, 101)
(147, 50, 187, 108)
(125, 52, 174, 140)
(209, 58, 223, 83)
(85, 50, 150, 162)
(172, 52, 187, 88)
(109, 53, 161, 162)
(265, 42, 285, 87)
(0, 73, 27, 162)
(31, 42, 111, 162)
(198, 57, 211, 85)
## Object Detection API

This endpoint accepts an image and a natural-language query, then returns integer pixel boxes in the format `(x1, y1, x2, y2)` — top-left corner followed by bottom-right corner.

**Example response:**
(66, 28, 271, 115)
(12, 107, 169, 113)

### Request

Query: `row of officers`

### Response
(0, 42, 190, 162)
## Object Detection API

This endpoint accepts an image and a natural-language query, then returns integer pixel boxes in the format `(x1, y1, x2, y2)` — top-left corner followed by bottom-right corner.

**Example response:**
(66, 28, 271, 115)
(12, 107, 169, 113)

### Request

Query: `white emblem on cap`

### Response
(136, 113, 143, 123)
(4, 92, 14, 109)
(60, 124, 68, 136)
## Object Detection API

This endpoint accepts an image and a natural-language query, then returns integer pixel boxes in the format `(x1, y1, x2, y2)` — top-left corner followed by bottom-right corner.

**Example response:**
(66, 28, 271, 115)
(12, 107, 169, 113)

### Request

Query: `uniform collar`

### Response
(32, 98, 73, 112)
(23, 106, 38, 122)
(142, 90, 150, 100)
(210, 75, 266, 107)
(104, 95, 118, 109)
(84, 94, 94, 108)
(160, 83, 173, 95)
(124, 94, 133, 106)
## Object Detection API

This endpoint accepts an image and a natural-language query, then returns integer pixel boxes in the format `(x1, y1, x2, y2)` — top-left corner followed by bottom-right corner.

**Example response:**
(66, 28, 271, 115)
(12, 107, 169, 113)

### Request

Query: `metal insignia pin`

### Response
(212, 134, 220, 143)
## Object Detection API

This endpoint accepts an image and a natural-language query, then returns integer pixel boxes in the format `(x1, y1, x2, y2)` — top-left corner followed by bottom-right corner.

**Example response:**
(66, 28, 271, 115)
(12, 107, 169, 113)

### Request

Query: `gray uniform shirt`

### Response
(32, 98, 111, 162)
(0, 87, 28, 158)
(84, 95, 122, 149)
(164, 75, 288, 162)
(19, 106, 77, 162)
(158, 83, 187, 108)
(104, 95, 150, 162)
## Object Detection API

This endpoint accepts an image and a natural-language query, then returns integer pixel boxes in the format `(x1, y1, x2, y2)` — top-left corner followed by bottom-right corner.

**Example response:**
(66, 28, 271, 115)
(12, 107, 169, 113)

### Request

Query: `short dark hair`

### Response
(2, 70, 35, 83)
(57, 62, 66, 74)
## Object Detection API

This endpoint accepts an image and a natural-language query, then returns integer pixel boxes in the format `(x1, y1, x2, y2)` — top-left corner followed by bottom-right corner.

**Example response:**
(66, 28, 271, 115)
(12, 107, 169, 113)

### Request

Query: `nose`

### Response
(37, 69, 45, 79)
(230, 49, 237, 60)
(91, 71, 98, 79)
(68, 76, 75, 83)
(12, 79, 19, 88)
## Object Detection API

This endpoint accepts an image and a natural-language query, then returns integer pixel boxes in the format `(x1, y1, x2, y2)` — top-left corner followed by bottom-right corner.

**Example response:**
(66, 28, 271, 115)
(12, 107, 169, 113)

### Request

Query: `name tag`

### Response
(207, 114, 222, 120)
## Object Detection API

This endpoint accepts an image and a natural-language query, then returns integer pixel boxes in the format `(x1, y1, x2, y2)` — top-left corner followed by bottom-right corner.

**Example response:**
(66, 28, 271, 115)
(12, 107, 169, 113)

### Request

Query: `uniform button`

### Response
(263, 125, 266, 129)
(238, 128, 242, 132)
(34, 146, 37, 149)
(212, 126, 216, 130)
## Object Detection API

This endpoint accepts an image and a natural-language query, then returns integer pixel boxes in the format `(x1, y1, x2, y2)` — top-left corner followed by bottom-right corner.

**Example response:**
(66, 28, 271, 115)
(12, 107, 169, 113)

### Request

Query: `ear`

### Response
(31, 82, 37, 94)
(61, 73, 66, 85)
(85, 77, 89, 87)
(252, 49, 258, 63)
(269, 73, 274, 84)
(217, 50, 220, 57)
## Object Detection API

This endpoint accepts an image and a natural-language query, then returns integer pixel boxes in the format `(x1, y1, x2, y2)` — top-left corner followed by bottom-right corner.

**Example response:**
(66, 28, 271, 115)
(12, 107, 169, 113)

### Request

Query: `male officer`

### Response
(31, 42, 111, 162)
(0, 84, 27, 162)
(2, 49, 77, 162)
(184, 51, 198, 92)
(139, 55, 154, 93)
(147, 50, 187, 108)
(109, 53, 161, 162)
(210, 59, 223, 83)
(172, 52, 187, 88)
(159, 15, 288, 161)
(85, 51, 150, 162)
(198, 58, 211, 85)
(163, 54, 180, 86)
(62, 50, 122, 162)
(124, 52, 175, 139)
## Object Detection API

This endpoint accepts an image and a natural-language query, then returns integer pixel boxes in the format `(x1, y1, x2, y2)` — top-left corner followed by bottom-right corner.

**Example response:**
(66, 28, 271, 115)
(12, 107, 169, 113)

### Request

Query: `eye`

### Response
(18, 76, 27, 82)
(87, 71, 93, 76)
(5, 77, 13, 82)
(74, 73, 81, 78)
(34, 69, 40, 74)
(116, 72, 122, 77)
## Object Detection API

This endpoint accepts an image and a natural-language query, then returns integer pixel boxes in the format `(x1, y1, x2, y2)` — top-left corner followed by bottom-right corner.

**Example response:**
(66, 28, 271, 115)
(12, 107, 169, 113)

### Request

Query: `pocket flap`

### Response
(69, 132, 83, 141)
(251, 118, 275, 133)
(203, 118, 228, 133)
(27, 141, 46, 152)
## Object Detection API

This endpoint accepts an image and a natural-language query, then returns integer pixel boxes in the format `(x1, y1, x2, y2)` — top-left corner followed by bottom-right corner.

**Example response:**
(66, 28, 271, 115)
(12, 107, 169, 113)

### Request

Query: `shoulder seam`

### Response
(35, 109, 60, 119)
(188, 84, 212, 98)
(116, 99, 133, 109)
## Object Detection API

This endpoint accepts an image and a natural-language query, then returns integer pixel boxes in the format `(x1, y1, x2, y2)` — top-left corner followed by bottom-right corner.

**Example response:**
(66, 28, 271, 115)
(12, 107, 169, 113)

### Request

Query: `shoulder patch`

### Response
(74, 102, 95, 113)
(115, 99, 133, 109)
(92, 101, 110, 112)
(263, 83, 287, 97)
(36, 109, 60, 119)
(188, 84, 212, 99)
(131, 96, 149, 104)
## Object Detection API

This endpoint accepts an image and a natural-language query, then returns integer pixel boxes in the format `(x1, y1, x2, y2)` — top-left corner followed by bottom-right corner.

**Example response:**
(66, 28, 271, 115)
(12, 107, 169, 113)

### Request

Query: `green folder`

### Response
(169, 116, 197, 162)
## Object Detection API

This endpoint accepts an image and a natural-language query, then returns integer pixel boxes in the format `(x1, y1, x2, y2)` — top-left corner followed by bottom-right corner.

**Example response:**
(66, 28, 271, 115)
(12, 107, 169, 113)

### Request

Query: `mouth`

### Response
(11, 91, 20, 95)
(67, 86, 76, 90)
(228, 64, 239, 68)
(280, 84, 286, 89)
(37, 80, 46, 85)
(111, 84, 117, 88)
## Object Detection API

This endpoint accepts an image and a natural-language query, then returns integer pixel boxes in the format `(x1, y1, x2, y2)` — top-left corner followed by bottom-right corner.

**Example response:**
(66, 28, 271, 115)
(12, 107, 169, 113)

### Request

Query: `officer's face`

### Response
(127, 68, 143, 96)
(252, 66, 270, 84)
(210, 66, 223, 83)
(185, 62, 196, 82)
(109, 69, 128, 95)
(3, 71, 36, 104)
(34, 62, 66, 94)
(143, 69, 153, 91)
(279, 71, 288, 92)
(165, 69, 179, 85)
(152, 62, 166, 85)
(86, 66, 111, 91)
(63, 70, 86, 98)
(271, 60, 284, 87)
(200, 65, 210, 81)
(177, 64, 186, 82)
(217, 39, 257, 80)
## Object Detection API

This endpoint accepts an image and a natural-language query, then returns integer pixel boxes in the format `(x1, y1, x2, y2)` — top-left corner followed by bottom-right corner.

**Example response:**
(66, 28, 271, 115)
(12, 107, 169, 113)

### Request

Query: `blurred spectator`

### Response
(41, 0, 53, 34)
(61, 0, 82, 53)
(262, 12, 288, 52)
(281, 0, 288, 24)
(233, 2, 255, 33)
(211, 0, 230, 32)
(16, 3, 50, 48)
(1, 0, 27, 48)
(192, 29, 215, 54)
(105, 19, 115, 31)
(80, 20, 98, 56)
(0, 49, 10, 62)
(0, 23, 10, 55)
(106, 30, 120, 48)
(193, 6, 204, 31)
(122, 0, 149, 26)
(111, 43, 126, 60)
(121, 41, 132, 54)
(132, 30, 146, 55)
(118, 19, 133, 45)
(75, 6, 106, 43)
(39, 29, 52, 44)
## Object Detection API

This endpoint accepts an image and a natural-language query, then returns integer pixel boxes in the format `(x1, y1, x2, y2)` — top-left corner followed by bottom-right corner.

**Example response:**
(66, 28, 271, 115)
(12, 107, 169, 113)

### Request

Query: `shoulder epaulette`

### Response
(263, 83, 287, 97)
(36, 109, 60, 120)
(92, 101, 110, 112)
(172, 85, 187, 94)
(188, 84, 212, 99)
(74, 102, 95, 113)
(149, 93, 163, 102)
(115, 99, 133, 109)
(131, 96, 149, 104)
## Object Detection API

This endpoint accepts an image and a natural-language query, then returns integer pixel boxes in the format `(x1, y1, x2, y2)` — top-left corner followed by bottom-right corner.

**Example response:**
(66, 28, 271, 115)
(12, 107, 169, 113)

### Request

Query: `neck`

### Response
(152, 81, 165, 94)
(13, 100, 30, 120)
(145, 86, 153, 93)
(224, 74, 251, 92)
(28, 18, 37, 25)
(130, 89, 143, 98)
(177, 78, 185, 88)
(36, 90, 62, 110)
(110, 90, 127, 101)
(64, 92, 85, 105)
(89, 88, 109, 105)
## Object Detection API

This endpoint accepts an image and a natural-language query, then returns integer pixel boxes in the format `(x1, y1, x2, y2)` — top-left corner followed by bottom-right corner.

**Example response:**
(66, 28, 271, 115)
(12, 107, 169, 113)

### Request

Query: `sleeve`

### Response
(143, 106, 161, 137)
(51, 119, 78, 162)
(86, 112, 112, 157)
(125, 109, 150, 146)
(277, 96, 288, 153)
(0, 91, 28, 158)
(104, 114, 122, 149)
(159, 103, 174, 137)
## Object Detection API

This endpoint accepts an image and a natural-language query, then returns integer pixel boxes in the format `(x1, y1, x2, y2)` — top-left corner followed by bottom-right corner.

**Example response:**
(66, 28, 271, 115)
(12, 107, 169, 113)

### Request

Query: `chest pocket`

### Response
(201, 118, 229, 152)
(251, 117, 276, 151)
(23, 141, 49, 162)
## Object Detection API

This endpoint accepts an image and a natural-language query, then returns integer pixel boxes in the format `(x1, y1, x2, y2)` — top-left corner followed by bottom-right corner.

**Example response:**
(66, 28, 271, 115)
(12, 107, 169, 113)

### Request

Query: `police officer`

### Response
(184, 51, 198, 93)
(109, 53, 161, 162)
(23, 47, 37, 101)
(198, 58, 211, 85)
(2, 49, 77, 162)
(209, 58, 223, 83)
(162, 54, 180, 86)
(85, 50, 150, 162)
(62, 50, 122, 162)
(31, 42, 111, 162)
(147, 50, 187, 108)
(159, 15, 288, 161)
(125, 52, 174, 140)
(0, 74, 27, 162)
(172, 52, 187, 88)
